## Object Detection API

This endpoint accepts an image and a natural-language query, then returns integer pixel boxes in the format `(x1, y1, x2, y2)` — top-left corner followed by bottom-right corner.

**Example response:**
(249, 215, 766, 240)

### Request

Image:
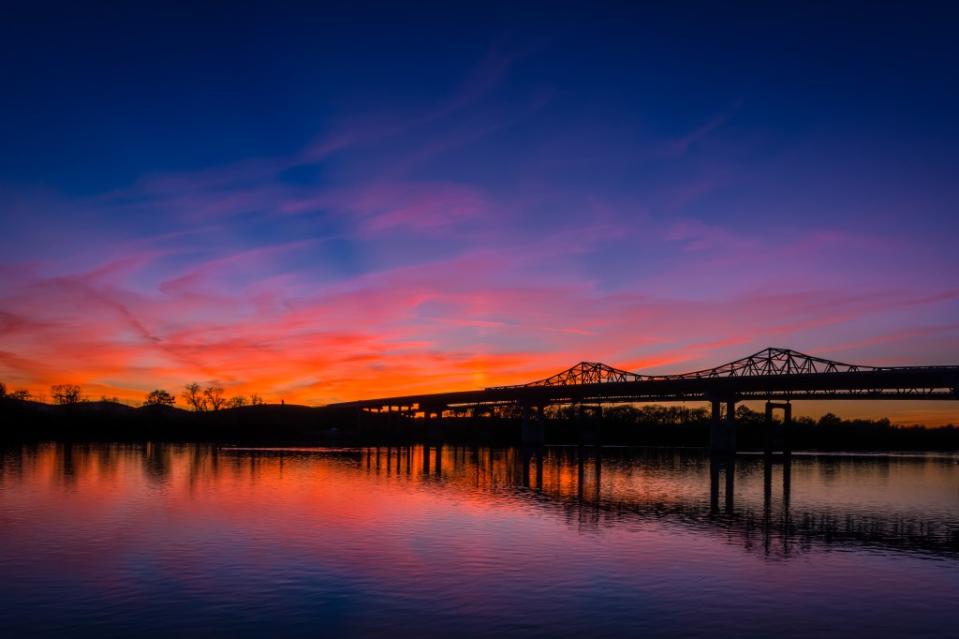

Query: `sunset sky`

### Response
(1, 3, 957, 422)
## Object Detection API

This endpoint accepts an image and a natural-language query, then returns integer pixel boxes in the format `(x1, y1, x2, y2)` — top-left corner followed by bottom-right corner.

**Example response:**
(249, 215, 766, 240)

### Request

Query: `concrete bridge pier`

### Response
(709, 399, 737, 454)
(764, 401, 792, 456)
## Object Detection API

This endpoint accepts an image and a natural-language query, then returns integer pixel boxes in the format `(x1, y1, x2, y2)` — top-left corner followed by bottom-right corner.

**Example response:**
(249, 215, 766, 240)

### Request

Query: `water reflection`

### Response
(2, 444, 956, 560)
(356, 445, 957, 559)
(1, 443, 958, 637)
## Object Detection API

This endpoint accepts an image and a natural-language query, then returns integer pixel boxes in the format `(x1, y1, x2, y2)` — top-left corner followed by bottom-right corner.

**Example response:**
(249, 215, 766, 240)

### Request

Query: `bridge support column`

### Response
(709, 399, 737, 454)
(764, 401, 792, 456)
(764, 402, 775, 456)
(783, 402, 792, 457)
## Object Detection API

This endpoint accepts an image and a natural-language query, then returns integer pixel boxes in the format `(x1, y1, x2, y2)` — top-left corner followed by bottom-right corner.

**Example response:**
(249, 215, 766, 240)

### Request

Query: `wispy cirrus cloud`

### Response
(2, 38, 958, 427)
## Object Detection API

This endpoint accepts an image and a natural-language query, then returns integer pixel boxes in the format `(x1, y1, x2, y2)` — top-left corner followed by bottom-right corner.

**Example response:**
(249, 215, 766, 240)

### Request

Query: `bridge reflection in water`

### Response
(3, 443, 956, 560)
(360, 445, 958, 558)
(3, 443, 957, 637)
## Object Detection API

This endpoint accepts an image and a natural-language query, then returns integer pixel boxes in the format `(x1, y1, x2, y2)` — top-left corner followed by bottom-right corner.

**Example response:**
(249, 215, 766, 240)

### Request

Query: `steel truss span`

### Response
(330, 347, 959, 412)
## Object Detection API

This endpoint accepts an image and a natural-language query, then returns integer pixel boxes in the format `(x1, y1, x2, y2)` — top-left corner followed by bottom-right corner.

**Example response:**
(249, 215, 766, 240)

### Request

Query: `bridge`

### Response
(332, 347, 959, 450)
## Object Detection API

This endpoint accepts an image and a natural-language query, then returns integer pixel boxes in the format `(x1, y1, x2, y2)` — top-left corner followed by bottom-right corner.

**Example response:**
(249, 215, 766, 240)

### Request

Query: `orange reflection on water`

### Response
(3, 444, 957, 556)
(2, 444, 959, 637)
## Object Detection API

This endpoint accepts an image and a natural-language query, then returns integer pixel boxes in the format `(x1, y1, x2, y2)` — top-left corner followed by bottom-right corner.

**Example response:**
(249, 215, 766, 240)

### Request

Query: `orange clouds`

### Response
(1, 241, 958, 429)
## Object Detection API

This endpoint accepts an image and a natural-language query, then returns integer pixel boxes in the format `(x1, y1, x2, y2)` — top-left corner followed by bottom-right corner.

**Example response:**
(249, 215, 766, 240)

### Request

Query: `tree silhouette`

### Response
(144, 389, 176, 407)
(249, 393, 264, 406)
(9, 389, 31, 401)
(51, 384, 83, 405)
(227, 396, 247, 409)
(0, 382, 6, 398)
(819, 412, 843, 427)
(203, 384, 226, 411)
(182, 383, 207, 412)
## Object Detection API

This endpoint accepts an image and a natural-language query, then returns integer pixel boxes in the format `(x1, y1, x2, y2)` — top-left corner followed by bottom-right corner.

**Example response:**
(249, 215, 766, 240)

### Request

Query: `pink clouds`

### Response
(276, 180, 491, 235)
(2, 230, 957, 424)
(1, 47, 957, 428)
(2, 173, 957, 414)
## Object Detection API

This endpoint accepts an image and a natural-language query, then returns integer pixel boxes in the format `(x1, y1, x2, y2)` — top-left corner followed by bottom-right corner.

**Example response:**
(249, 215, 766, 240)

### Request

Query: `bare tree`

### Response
(9, 389, 31, 401)
(0, 382, 6, 398)
(144, 389, 176, 407)
(226, 396, 247, 409)
(204, 384, 226, 411)
(182, 383, 207, 412)
(51, 384, 83, 405)
(249, 393, 264, 406)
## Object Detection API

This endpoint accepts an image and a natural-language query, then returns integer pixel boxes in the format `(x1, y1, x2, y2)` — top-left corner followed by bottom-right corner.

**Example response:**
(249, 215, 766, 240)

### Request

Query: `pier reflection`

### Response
(1, 442, 957, 638)
(356, 444, 957, 558)
(1, 443, 956, 559)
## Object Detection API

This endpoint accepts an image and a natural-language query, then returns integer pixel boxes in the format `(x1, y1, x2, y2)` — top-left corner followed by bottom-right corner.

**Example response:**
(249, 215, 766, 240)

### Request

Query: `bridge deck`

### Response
(331, 367, 959, 412)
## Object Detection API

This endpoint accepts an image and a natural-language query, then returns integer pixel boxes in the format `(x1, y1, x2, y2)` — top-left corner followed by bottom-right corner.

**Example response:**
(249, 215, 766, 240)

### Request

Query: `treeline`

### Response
(156, 383, 264, 411)
(0, 394, 352, 445)
(0, 381, 266, 411)
(535, 404, 959, 450)
(1, 381, 956, 449)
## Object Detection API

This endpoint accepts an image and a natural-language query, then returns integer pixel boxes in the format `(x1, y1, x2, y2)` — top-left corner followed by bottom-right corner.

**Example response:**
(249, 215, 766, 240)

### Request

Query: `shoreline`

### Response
(3, 398, 958, 452)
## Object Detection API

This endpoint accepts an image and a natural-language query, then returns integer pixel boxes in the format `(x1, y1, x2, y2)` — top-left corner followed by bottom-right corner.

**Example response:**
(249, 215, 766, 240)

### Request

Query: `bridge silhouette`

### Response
(333, 347, 959, 450)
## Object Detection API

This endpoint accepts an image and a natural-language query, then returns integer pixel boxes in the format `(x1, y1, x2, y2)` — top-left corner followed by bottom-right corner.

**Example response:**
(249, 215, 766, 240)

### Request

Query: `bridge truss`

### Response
(332, 347, 959, 414)
(500, 361, 644, 387)
(492, 347, 937, 388)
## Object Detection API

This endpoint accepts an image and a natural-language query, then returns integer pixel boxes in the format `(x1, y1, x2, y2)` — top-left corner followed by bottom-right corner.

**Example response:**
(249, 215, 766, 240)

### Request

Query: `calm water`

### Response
(1, 444, 958, 637)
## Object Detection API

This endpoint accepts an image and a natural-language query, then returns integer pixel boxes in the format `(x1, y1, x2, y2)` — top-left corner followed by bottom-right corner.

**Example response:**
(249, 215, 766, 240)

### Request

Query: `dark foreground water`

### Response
(1, 444, 958, 637)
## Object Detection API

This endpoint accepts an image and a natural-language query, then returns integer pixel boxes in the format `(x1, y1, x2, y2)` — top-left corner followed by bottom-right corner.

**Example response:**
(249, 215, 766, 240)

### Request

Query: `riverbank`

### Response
(2, 397, 957, 451)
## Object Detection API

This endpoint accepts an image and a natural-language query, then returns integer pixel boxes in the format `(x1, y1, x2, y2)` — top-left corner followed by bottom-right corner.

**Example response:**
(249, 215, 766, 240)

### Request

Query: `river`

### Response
(1, 444, 957, 637)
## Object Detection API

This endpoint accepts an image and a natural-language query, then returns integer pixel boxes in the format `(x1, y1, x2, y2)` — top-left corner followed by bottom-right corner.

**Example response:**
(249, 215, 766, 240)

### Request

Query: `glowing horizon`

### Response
(1, 4, 957, 425)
